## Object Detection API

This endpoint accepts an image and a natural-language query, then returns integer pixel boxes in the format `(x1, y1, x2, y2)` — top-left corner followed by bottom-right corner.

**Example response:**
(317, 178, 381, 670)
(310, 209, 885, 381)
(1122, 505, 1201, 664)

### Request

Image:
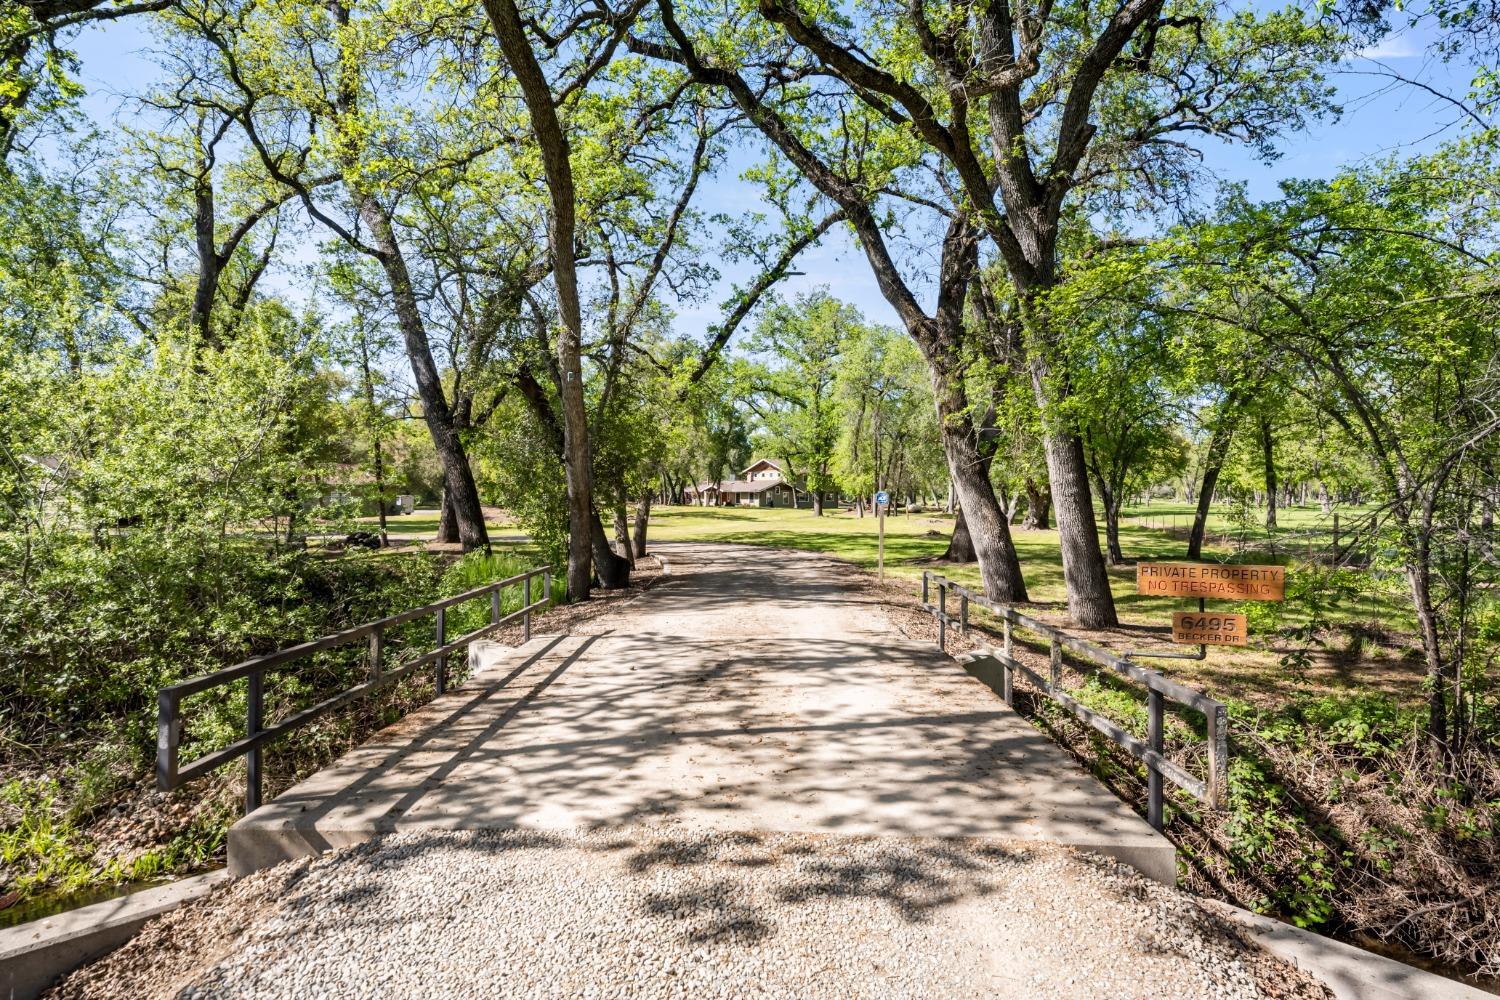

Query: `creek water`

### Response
(0, 867, 226, 931)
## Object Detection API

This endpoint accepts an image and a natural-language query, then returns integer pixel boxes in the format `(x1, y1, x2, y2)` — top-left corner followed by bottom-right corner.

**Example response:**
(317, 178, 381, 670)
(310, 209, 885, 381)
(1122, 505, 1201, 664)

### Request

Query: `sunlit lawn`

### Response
(650, 503, 1400, 622)
(352, 509, 518, 537)
(649, 503, 1424, 705)
(1119, 500, 1382, 551)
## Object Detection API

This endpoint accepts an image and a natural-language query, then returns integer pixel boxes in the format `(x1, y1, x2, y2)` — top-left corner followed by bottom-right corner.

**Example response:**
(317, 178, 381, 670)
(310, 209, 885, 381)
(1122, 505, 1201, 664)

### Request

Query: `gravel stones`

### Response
(50, 829, 1332, 1000)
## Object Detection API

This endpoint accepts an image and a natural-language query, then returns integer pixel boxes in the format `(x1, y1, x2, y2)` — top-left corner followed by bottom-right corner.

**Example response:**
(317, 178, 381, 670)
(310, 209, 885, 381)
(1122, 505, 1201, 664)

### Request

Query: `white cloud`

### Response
(1357, 36, 1421, 60)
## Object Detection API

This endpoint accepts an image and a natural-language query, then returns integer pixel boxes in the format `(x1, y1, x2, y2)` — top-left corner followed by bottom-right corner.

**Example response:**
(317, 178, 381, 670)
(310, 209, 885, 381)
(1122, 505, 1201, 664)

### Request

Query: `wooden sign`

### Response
(1136, 563, 1285, 601)
(1172, 611, 1248, 646)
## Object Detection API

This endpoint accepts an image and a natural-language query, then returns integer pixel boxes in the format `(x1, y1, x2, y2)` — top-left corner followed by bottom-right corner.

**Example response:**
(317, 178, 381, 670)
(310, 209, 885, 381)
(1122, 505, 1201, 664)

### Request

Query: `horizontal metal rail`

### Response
(921, 571, 1229, 827)
(158, 565, 553, 813)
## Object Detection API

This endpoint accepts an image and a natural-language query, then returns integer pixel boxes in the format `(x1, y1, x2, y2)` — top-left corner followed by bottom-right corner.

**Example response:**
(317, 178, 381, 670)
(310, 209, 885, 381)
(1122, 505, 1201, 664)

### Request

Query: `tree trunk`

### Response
(1024, 350, 1112, 624)
(1188, 420, 1237, 560)
(436, 488, 459, 544)
(632, 491, 650, 557)
(191, 179, 221, 347)
(485, 0, 593, 599)
(613, 483, 633, 567)
(1101, 489, 1124, 565)
(590, 512, 632, 589)
(933, 364, 1028, 602)
(1022, 478, 1051, 530)
(353, 194, 489, 553)
(944, 506, 976, 562)
(1407, 548, 1449, 759)
(372, 443, 388, 547)
(812, 489, 823, 516)
(1261, 417, 1278, 530)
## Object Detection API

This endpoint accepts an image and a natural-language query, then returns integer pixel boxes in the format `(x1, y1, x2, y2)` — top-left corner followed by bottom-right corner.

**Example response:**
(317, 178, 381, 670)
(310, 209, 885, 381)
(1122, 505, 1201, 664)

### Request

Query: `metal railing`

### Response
(921, 571, 1229, 829)
(157, 565, 553, 814)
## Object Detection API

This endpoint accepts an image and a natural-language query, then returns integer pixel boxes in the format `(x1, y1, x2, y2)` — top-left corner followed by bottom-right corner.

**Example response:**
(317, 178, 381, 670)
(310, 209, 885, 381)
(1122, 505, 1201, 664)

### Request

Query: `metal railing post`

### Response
(491, 587, 501, 626)
(938, 582, 947, 651)
(1207, 702, 1229, 809)
(369, 625, 384, 682)
(246, 669, 263, 814)
(1049, 635, 1061, 692)
(1147, 688, 1164, 830)
(523, 575, 532, 643)
(156, 690, 180, 792)
(435, 607, 447, 696)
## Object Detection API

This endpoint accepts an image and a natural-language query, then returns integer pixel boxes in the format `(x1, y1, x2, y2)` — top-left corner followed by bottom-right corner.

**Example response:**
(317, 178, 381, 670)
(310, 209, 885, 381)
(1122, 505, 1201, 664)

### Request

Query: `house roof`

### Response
(718, 478, 786, 493)
(739, 458, 784, 476)
(684, 481, 719, 493)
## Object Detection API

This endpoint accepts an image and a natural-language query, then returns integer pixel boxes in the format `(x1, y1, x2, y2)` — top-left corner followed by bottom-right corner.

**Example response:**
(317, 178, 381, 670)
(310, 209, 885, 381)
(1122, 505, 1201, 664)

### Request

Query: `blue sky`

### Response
(65, 13, 1483, 340)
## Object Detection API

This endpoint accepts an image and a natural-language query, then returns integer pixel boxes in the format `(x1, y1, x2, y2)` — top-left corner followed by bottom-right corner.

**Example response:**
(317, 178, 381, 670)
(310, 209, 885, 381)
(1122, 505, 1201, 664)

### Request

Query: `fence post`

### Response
(1049, 635, 1061, 691)
(369, 626, 384, 682)
(246, 669, 263, 814)
(523, 575, 533, 642)
(543, 568, 552, 607)
(921, 572, 929, 608)
(1207, 702, 1229, 809)
(1146, 688, 1164, 830)
(491, 587, 501, 627)
(938, 582, 947, 651)
(959, 592, 968, 636)
(1001, 658, 1013, 707)
(1003, 613, 1012, 660)
(435, 606, 447, 696)
(156, 689, 180, 793)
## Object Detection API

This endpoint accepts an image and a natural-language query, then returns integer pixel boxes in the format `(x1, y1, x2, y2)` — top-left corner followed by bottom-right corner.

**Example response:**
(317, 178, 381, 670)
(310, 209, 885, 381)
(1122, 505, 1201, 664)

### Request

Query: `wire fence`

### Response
(1121, 507, 1379, 567)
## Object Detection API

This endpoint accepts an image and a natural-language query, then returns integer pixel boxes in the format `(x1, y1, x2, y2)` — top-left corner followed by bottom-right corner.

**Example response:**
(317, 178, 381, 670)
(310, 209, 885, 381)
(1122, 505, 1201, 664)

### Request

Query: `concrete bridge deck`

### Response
(229, 542, 1174, 881)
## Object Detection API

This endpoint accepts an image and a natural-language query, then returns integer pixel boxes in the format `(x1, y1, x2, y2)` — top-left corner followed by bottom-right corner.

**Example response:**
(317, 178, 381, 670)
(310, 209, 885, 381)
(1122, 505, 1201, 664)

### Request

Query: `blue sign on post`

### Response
(875, 491, 889, 506)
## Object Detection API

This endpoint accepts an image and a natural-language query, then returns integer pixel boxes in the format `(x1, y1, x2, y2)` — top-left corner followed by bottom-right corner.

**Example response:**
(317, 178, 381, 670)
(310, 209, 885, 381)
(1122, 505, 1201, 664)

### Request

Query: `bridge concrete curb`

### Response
(1197, 899, 1494, 1000)
(0, 870, 230, 1000)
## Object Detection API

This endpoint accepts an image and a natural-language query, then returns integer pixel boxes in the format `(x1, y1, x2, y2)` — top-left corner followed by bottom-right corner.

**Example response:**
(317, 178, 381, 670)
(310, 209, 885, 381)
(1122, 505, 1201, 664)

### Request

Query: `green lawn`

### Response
(650, 503, 1398, 621)
(352, 509, 517, 537)
(648, 503, 1422, 705)
(1119, 500, 1381, 553)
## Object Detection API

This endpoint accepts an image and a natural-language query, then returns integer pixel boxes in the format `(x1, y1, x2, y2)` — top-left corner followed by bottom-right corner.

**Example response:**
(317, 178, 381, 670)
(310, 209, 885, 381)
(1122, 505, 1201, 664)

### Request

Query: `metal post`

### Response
(938, 582, 947, 651)
(1049, 635, 1061, 691)
(1001, 660, 1013, 707)
(543, 569, 552, 606)
(246, 669, 263, 814)
(523, 575, 532, 643)
(491, 587, 501, 626)
(369, 626, 383, 682)
(1207, 702, 1229, 809)
(1147, 688, 1164, 830)
(156, 690, 180, 792)
(435, 606, 447, 696)
(878, 499, 886, 580)
(959, 593, 968, 636)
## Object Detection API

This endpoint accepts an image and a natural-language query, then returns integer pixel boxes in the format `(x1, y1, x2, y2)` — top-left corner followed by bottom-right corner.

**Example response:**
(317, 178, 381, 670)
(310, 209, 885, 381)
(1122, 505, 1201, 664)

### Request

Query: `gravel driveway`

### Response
(51, 543, 1336, 998)
(53, 828, 1330, 999)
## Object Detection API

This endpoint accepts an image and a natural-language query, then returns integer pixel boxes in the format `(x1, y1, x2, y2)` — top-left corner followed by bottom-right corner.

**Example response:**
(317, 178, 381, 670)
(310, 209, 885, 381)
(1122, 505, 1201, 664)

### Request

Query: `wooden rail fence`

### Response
(921, 571, 1229, 829)
(158, 566, 553, 814)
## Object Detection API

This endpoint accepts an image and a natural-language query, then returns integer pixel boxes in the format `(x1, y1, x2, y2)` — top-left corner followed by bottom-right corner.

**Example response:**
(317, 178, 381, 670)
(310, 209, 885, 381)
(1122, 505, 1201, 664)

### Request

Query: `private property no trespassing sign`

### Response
(1135, 563, 1286, 601)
